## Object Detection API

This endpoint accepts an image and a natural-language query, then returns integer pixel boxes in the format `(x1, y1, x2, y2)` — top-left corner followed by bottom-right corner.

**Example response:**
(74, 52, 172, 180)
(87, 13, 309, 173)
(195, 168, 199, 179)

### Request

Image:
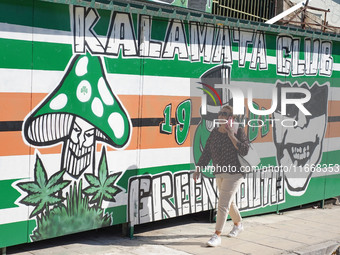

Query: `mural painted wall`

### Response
(0, 0, 340, 248)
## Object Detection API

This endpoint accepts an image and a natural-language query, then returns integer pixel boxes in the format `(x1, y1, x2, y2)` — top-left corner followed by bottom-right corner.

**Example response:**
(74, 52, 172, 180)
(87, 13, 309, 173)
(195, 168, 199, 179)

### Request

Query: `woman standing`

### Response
(193, 105, 249, 247)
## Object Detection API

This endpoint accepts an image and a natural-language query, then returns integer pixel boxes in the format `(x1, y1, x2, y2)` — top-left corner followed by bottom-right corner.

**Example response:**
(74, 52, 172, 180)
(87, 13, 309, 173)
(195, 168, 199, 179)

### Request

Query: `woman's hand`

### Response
(225, 124, 234, 136)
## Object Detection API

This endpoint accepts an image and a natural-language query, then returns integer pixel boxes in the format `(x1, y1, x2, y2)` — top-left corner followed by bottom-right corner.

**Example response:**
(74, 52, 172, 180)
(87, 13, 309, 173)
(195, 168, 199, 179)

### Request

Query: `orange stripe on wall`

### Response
(0, 125, 192, 156)
(328, 101, 340, 116)
(326, 122, 340, 138)
(0, 132, 31, 156)
(0, 93, 201, 121)
(0, 93, 45, 121)
(1, 92, 340, 157)
(1, 93, 338, 122)
(140, 95, 201, 118)
(0, 93, 30, 121)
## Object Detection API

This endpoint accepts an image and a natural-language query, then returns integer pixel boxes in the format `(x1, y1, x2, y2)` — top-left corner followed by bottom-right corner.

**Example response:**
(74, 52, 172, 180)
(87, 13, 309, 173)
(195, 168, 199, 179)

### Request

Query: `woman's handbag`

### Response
(238, 143, 261, 173)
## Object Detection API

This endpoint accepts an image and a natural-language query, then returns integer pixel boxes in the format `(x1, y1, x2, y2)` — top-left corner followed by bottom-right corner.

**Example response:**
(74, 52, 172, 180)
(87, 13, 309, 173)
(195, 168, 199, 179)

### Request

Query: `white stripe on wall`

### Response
(1, 70, 340, 100)
(0, 70, 191, 96)
(2, 137, 340, 181)
(0, 147, 191, 181)
(0, 206, 29, 226)
(0, 22, 72, 44)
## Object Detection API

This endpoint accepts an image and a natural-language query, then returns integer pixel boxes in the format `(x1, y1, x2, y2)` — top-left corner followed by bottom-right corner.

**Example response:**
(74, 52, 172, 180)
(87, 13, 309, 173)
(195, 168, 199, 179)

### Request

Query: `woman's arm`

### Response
(196, 135, 212, 169)
(226, 126, 249, 156)
(193, 131, 213, 181)
(235, 127, 250, 156)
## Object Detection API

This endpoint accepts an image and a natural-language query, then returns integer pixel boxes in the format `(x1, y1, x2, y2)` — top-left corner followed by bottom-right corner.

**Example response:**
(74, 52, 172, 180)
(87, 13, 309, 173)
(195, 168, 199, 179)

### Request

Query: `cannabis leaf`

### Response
(83, 148, 122, 208)
(17, 155, 71, 218)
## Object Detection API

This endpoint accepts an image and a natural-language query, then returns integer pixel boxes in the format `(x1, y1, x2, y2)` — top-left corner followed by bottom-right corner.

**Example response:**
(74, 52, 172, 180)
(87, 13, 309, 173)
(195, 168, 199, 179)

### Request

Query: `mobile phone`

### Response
(227, 116, 233, 128)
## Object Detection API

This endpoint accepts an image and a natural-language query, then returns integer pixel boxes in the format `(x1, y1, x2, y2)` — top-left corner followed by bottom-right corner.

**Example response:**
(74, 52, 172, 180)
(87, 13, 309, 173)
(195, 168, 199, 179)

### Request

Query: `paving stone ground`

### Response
(6, 200, 340, 255)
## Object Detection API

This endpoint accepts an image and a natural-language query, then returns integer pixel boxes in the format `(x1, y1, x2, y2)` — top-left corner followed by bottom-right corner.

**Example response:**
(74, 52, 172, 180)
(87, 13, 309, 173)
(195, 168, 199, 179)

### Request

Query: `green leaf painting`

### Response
(83, 148, 122, 208)
(16, 149, 122, 241)
(17, 155, 70, 218)
(30, 180, 112, 241)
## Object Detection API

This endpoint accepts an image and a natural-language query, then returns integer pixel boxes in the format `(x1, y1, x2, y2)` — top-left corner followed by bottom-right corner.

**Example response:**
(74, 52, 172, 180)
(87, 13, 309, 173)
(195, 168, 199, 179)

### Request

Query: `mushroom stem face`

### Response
(70, 117, 95, 149)
(62, 117, 96, 178)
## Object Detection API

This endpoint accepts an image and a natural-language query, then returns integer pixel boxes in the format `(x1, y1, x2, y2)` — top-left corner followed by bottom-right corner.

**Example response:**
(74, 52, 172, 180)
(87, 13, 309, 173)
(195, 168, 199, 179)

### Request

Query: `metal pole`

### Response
(266, 0, 312, 24)
(323, 10, 329, 32)
(274, 0, 278, 16)
(240, 0, 244, 20)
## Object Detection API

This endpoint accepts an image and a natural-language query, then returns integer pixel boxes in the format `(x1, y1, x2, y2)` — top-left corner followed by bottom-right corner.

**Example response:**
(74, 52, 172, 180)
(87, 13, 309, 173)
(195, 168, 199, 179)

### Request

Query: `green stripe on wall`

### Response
(324, 175, 340, 198)
(3, 151, 339, 211)
(1, 35, 340, 81)
(0, 0, 70, 32)
(0, 179, 21, 210)
(277, 175, 339, 211)
(0, 0, 33, 27)
(258, 156, 277, 166)
(105, 56, 217, 78)
(33, 41, 72, 70)
(0, 39, 32, 70)
(117, 163, 194, 188)
(34, 0, 70, 31)
(320, 150, 340, 165)
(105, 205, 126, 225)
(332, 41, 340, 64)
(0, 38, 72, 70)
(1, 39, 340, 82)
(0, 220, 36, 247)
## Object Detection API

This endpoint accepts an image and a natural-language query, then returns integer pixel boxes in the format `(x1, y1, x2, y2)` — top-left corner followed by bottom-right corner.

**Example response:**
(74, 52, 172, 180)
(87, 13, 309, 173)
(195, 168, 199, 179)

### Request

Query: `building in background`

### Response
(288, 0, 340, 33)
(212, 0, 277, 22)
(212, 0, 340, 33)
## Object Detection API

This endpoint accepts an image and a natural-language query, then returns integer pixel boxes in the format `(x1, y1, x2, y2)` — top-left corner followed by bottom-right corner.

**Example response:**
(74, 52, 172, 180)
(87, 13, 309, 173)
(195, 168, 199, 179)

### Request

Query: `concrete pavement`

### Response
(7, 200, 340, 255)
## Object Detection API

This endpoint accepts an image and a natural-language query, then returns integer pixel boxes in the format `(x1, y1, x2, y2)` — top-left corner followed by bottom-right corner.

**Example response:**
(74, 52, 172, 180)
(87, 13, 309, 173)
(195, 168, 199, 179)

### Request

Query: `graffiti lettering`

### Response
(73, 7, 105, 54)
(190, 22, 215, 63)
(139, 15, 162, 58)
(277, 36, 333, 77)
(237, 169, 285, 210)
(128, 169, 286, 224)
(72, 6, 333, 77)
(106, 12, 138, 56)
(163, 20, 189, 59)
(234, 29, 254, 67)
(73, 7, 270, 67)
(212, 26, 232, 63)
(233, 29, 268, 70)
(250, 32, 267, 70)
(128, 171, 217, 225)
(160, 100, 192, 145)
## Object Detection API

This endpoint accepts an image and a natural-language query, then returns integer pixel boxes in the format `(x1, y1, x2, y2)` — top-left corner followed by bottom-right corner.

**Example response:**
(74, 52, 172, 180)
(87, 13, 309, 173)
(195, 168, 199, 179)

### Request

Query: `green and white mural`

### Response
(0, 0, 340, 249)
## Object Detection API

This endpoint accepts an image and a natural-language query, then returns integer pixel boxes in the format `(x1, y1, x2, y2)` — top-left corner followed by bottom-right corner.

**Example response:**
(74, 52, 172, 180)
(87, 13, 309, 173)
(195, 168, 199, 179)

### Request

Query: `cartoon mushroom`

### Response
(23, 52, 132, 178)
